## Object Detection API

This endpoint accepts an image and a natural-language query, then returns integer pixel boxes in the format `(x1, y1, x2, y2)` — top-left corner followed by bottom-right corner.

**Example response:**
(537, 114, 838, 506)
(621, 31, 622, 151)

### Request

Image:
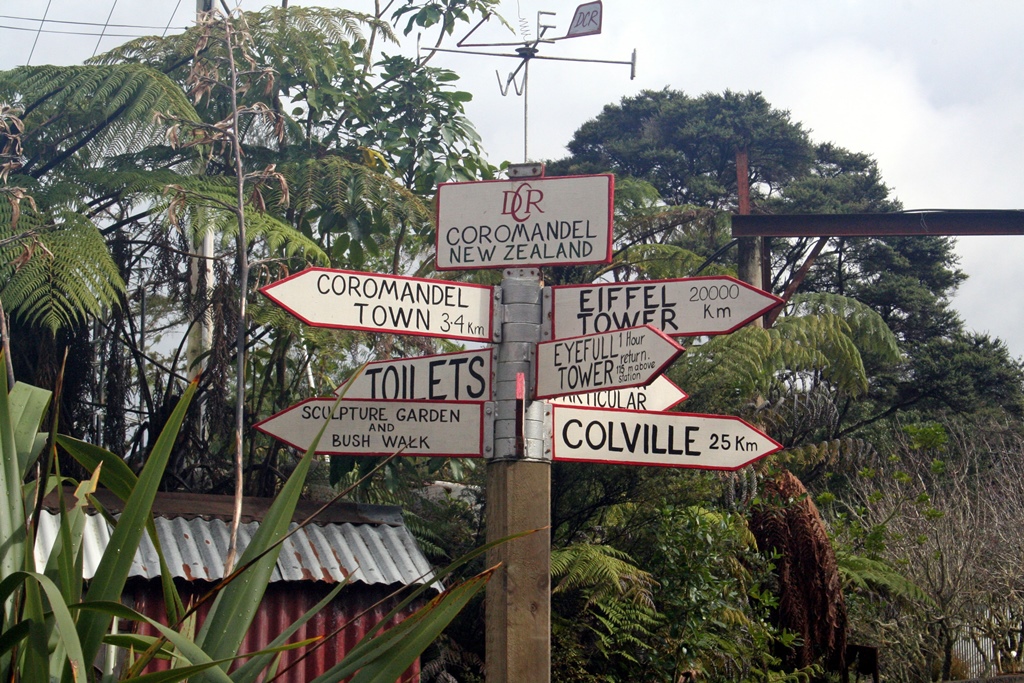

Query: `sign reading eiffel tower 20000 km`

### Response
(547, 275, 783, 339)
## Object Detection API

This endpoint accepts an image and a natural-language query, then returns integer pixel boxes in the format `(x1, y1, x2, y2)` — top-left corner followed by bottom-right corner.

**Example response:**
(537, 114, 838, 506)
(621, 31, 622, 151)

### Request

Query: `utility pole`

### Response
(186, 0, 216, 384)
(486, 266, 550, 683)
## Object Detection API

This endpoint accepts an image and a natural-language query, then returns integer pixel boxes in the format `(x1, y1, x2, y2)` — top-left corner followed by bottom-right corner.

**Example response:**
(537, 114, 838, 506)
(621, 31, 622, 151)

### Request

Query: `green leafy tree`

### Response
(1, 3, 500, 495)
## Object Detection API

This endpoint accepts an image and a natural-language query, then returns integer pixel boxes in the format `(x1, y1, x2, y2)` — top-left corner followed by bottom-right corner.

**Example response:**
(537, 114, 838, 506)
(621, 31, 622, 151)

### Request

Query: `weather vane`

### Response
(420, 1, 636, 165)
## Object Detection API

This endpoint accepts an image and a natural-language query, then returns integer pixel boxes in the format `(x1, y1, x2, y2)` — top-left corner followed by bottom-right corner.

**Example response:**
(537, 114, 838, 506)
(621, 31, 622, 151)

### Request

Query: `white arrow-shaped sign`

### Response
(260, 268, 496, 342)
(551, 404, 782, 470)
(546, 276, 783, 339)
(335, 349, 493, 402)
(534, 325, 683, 400)
(549, 375, 688, 412)
(254, 398, 487, 457)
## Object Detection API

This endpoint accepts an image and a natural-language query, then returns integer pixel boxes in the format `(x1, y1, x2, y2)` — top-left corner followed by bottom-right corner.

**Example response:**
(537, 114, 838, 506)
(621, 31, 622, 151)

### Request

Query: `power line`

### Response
(162, 0, 185, 38)
(93, 0, 120, 57)
(1, 23, 164, 39)
(0, 13, 188, 31)
(26, 0, 53, 66)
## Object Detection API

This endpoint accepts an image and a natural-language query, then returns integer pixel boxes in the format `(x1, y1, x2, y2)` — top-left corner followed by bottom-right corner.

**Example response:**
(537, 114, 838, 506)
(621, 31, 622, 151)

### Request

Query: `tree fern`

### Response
(787, 292, 901, 362)
(551, 543, 657, 609)
(0, 211, 123, 332)
(835, 549, 934, 605)
(551, 544, 661, 666)
(0, 64, 200, 178)
(285, 156, 433, 266)
(679, 291, 900, 417)
(612, 242, 732, 281)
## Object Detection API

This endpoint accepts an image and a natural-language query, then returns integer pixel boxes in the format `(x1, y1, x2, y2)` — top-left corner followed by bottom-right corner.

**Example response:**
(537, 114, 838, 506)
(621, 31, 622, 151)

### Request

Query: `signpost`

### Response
(257, 171, 787, 683)
(549, 374, 688, 411)
(259, 267, 497, 342)
(551, 404, 782, 470)
(254, 398, 488, 457)
(534, 325, 683, 400)
(546, 275, 783, 339)
(336, 349, 493, 401)
(435, 174, 614, 270)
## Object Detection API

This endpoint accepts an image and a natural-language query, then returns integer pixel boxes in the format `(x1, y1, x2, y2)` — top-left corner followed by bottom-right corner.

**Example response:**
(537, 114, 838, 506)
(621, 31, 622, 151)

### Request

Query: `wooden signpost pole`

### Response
(486, 268, 550, 683)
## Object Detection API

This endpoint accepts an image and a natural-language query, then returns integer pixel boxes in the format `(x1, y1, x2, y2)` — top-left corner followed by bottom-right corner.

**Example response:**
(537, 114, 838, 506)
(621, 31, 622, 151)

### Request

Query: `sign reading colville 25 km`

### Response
(436, 174, 614, 270)
(552, 404, 783, 470)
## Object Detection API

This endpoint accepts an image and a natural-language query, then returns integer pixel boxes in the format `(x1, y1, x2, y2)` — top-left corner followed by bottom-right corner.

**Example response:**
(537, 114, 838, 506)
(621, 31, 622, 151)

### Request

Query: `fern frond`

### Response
(788, 292, 901, 364)
(163, 177, 329, 265)
(0, 64, 199, 178)
(551, 544, 657, 609)
(684, 325, 779, 396)
(835, 550, 935, 605)
(613, 242, 730, 280)
(0, 213, 124, 332)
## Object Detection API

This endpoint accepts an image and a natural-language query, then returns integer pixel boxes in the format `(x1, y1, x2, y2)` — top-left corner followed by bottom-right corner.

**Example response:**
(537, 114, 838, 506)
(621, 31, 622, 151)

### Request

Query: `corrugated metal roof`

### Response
(34, 507, 437, 589)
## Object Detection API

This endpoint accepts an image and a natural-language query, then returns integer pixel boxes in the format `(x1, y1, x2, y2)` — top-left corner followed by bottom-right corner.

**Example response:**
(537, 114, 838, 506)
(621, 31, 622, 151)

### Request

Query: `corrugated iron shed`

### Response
(35, 490, 437, 588)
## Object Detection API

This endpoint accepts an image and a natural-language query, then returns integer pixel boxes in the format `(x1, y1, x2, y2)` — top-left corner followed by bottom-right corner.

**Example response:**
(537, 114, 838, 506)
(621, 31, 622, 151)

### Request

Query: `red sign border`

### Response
(533, 324, 684, 400)
(549, 404, 783, 471)
(548, 275, 784, 339)
(254, 397, 487, 458)
(434, 173, 615, 272)
(259, 267, 496, 343)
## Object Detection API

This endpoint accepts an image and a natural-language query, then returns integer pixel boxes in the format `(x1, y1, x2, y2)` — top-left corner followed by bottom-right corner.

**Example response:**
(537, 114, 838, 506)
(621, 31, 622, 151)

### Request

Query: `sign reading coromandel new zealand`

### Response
(254, 398, 486, 457)
(259, 268, 495, 342)
(435, 174, 614, 270)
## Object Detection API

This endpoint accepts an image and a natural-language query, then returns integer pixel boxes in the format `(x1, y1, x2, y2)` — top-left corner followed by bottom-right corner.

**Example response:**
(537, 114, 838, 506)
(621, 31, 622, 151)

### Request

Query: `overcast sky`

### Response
(3, 1, 1023, 356)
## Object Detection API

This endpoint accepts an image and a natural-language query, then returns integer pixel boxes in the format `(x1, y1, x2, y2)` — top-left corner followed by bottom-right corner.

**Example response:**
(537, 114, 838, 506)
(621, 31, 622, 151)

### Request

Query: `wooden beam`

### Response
(732, 211, 1024, 237)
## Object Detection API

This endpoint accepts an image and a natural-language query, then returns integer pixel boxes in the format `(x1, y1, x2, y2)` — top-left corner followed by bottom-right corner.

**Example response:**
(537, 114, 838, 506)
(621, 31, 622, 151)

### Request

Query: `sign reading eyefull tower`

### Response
(435, 174, 614, 270)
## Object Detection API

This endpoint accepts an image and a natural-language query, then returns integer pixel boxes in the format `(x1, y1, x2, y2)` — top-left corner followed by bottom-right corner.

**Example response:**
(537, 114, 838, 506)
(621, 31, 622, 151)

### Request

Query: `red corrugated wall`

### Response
(122, 580, 421, 682)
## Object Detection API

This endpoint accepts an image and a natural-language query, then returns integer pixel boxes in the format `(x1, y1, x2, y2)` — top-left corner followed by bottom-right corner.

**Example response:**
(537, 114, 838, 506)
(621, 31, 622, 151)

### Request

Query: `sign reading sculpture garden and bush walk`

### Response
(254, 398, 487, 457)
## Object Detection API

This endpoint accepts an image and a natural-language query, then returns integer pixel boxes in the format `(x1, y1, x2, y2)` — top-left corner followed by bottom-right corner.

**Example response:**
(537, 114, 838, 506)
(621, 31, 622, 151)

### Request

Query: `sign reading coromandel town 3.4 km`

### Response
(435, 174, 614, 270)
(259, 268, 495, 343)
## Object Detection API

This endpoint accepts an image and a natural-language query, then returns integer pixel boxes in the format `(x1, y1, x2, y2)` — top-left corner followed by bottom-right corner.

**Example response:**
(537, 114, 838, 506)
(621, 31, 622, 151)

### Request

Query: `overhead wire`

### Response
(162, 0, 185, 38)
(0, 14, 188, 30)
(26, 0, 53, 65)
(2, 23, 157, 38)
(92, 0, 120, 57)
